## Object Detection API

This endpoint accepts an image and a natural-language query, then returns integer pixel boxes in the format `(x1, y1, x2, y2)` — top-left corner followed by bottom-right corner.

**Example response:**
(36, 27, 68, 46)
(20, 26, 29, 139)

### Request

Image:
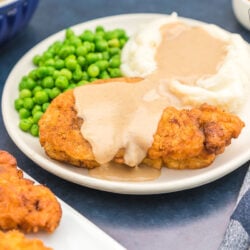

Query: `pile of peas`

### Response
(14, 26, 129, 137)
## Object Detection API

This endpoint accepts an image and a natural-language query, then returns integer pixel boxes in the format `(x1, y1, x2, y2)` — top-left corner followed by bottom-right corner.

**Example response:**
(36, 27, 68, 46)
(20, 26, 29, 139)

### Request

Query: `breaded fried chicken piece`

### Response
(39, 78, 244, 170)
(148, 104, 244, 169)
(0, 230, 52, 250)
(0, 151, 62, 233)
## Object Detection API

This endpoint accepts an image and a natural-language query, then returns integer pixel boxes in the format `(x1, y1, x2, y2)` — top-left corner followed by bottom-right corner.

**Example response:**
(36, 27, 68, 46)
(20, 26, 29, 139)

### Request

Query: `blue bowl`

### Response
(0, 0, 39, 45)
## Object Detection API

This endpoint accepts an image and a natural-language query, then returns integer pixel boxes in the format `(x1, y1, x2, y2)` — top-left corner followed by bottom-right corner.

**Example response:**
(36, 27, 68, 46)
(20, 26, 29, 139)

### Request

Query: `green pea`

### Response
(76, 46, 88, 56)
(43, 88, 52, 98)
(59, 45, 75, 59)
(69, 37, 82, 47)
(119, 38, 127, 48)
(66, 54, 76, 60)
(65, 57, 78, 71)
(33, 111, 44, 123)
(44, 58, 55, 67)
(55, 76, 69, 90)
(14, 98, 23, 111)
(86, 53, 102, 64)
(77, 80, 89, 86)
(108, 68, 122, 78)
(90, 77, 98, 82)
(33, 55, 42, 66)
(73, 68, 83, 81)
(95, 60, 109, 71)
(95, 25, 105, 33)
(19, 118, 33, 132)
(109, 56, 121, 68)
(94, 34, 104, 43)
(66, 83, 77, 90)
(114, 28, 127, 38)
(104, 31, 116, 40)
(32, 86, 43, 95)
(87, 64, 100, 78)
(19, 80, 28, 91)
(23, 97, 34, 110)
(77, 56, 87, 67)
(49, 87, 61, 99)
(60, 68, 72, 80)
(50, 41, 63, 53)
(42, 76, 54, 88)
(81, 71, 89, 81)
(28, 69, 39, 80)
(34, 91, 49, 104)
(54, 59, 65, 70)
(19, 108, 31, 119)
(42, 102, 50, 112)
(95, 40, 108, 52)
(66, 28, 75, 39)
(25, 78, 36, 89)
(82, 41, 93, 52)
(90, 43, 95, 52)
(42, 51, 53, 60)
(19, 89, 32, 99)
(37, 66, 50, 78)
(30, 124, 39, 137)
(47, 66, 55, 76)
(109, 47, 120, 56)
(102, 51, 110, 60)
(53, 70, 61, 80)
(100, 71, 110, 79)
(32, 105, 42, 116)
(80, 30, 94, 42)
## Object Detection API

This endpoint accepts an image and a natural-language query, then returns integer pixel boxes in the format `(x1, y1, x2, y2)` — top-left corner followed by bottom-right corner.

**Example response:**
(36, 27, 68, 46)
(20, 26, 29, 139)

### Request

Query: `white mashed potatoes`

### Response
(121, 13, 250, 113)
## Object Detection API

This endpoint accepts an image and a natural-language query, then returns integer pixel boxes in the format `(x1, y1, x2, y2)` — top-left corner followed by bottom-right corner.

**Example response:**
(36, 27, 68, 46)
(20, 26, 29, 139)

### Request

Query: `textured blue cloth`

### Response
(232, 189, 250, 236)
(220, 166, 250, 250)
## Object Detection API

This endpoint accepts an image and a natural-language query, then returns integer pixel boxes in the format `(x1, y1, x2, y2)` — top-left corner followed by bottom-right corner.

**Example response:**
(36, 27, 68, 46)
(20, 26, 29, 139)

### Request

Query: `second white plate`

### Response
(23, 173, 124, 250)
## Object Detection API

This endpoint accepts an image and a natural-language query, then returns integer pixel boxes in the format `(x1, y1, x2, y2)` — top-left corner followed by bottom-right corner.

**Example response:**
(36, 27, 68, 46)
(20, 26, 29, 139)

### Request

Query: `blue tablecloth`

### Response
(0, 0, 249, 249)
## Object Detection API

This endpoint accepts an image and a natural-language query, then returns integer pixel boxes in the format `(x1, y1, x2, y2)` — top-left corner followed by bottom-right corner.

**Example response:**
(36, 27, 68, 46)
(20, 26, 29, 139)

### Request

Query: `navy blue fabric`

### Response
(231, 189, 250, 235)
(0, 1, 250, 249)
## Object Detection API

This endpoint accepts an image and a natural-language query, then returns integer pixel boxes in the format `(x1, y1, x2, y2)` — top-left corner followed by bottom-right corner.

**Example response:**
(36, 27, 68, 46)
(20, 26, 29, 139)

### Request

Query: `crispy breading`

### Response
(0, 230, 52, 250)
(0, 151, 62, 233)
(39, 78, 244, 170)
(148, 104, 244, 169)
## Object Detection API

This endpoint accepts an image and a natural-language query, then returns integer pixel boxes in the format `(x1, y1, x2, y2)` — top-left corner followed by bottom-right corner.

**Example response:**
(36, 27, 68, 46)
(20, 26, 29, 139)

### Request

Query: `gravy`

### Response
(89, 163, 160, 182)
(74, 22, 228, 181)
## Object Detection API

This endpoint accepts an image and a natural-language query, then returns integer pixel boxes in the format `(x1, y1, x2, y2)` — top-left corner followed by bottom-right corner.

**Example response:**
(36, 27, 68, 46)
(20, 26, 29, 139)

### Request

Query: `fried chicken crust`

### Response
(0, 151, 62, 233)
(39, 78, 244, 170)
(0, 230, 52, 250)
(148, 104, 244, 169)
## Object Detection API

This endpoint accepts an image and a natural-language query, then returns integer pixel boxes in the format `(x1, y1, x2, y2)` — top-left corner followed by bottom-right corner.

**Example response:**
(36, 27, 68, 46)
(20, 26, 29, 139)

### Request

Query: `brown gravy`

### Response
(74, 21, 228, 181)
(158, 22, 227, 84)
(89, 163, 160, 182)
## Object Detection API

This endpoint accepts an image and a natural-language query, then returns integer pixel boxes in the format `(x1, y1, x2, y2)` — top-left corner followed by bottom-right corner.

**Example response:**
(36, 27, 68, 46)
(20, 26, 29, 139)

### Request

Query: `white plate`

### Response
(23, 173, 124, 250)
(2, 13, 250, 194)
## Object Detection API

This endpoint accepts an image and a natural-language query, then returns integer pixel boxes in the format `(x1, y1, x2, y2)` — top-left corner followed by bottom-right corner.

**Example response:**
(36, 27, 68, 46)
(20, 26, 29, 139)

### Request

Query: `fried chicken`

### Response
(0, 230, 52, 250)
(39, 78, 244, 170)
(0, 151, 62, 233)
(148, 104, 244, 169)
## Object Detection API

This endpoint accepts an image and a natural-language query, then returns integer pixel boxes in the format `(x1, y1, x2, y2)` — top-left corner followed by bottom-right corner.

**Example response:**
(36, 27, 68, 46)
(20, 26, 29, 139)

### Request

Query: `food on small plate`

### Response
(0, 150, 62, 233)
(39, 77, 244, 171)
(0, 230, 52, 250)
(39, 14, 247, 180)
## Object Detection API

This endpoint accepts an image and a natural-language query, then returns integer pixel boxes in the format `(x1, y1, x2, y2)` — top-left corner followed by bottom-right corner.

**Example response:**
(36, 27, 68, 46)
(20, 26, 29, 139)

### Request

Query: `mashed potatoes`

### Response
(121, 13, 250, 113)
